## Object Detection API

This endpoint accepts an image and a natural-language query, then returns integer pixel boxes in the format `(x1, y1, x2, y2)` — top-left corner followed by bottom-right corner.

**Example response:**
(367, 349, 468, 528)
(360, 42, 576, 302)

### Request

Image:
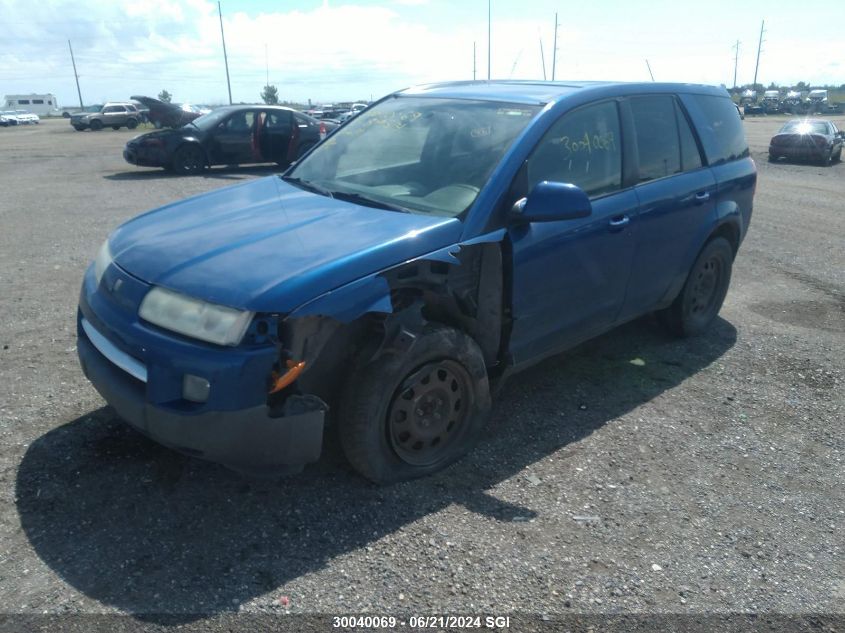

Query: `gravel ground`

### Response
(0, 116, 842, 631)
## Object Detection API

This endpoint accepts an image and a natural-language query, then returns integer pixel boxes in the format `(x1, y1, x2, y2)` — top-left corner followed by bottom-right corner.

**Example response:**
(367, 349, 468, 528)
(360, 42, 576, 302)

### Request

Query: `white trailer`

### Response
(3, 94, 60, 116)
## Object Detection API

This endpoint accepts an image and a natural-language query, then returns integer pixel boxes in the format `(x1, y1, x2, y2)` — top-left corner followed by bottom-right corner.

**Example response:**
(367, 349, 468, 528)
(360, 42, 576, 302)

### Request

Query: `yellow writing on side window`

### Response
(550, 130, 616, 160)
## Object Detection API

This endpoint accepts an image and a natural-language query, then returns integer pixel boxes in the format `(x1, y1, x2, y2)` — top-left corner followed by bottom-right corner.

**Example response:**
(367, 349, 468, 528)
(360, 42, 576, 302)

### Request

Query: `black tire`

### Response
(89, 119, 103, 131)
(112, 125, 120, 130)
(72, 125, 85, 131)
(296, 142, 315, 160)
(768, 153, 776, 162)
(171, 144, 206, 175)
(820, 150, 833, 167)
(659, 237, 733, 337)
(62, 111, 71, 118)
(338, 324, 491, 484)
(835, 147, 843, 163)
(126, 118, 138, 130)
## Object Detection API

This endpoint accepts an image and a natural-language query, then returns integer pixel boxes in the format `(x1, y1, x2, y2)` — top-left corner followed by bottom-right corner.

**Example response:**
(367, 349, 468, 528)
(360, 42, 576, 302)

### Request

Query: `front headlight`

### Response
(139, 287, 253, 347)
(93, 240, 113, 286)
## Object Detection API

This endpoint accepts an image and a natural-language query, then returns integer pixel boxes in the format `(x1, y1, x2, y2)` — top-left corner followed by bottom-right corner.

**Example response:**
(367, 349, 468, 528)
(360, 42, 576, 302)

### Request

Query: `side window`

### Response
(294, 113, 312, 128)
(222, 111, 255, 132)
(676, 102, 703, 171)
(266, 111, 292, 130)
(630, 96, 680, 181)
(684, 94, 749, 165)
(18, 100, 30, 105)
(33, 99, 44, 105)
(526, 101, 622, 197)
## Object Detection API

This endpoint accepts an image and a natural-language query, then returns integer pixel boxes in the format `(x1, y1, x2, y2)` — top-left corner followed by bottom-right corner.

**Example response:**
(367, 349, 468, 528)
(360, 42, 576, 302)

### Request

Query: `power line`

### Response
(551, 12, 559, 81)
(732, 40, 740, 89)
(67, 40, 84, 107)
(752, 19, 765, 88)
(218, 1, 232, 105)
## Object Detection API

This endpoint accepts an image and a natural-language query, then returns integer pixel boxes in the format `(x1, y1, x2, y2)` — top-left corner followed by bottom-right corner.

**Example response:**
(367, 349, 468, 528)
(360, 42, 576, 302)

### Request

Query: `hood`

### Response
(110, 177, 463, 313)
(128, 128, 186, 145)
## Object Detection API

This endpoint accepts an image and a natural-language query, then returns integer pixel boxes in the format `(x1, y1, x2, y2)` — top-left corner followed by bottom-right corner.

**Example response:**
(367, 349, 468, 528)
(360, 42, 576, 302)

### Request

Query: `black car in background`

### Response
(123, 105, 336, 174)
(768, 119, 844, 165)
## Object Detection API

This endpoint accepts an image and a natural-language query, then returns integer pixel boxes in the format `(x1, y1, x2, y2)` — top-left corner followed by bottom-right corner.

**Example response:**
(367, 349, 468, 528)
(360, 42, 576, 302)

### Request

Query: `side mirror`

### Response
(511, 181, 592, 223)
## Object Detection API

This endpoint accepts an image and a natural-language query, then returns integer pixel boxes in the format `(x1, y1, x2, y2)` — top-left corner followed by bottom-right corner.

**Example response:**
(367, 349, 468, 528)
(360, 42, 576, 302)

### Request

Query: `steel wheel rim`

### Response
(688, 255, 722, 318)
(387, 359, 471, 467)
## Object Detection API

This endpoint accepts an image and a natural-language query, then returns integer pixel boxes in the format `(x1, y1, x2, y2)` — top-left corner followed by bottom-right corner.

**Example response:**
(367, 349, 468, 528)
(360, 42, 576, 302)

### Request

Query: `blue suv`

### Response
(77, 81, 756, 483)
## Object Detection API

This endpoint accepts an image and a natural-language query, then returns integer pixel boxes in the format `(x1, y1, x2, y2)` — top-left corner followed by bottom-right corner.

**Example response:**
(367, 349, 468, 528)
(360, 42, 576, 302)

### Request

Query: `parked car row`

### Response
(0, 110, 40, 126)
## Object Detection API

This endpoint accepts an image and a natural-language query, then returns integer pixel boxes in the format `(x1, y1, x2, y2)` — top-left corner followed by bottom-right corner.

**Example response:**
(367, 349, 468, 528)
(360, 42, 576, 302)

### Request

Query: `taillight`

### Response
(319, 121, 326, 140)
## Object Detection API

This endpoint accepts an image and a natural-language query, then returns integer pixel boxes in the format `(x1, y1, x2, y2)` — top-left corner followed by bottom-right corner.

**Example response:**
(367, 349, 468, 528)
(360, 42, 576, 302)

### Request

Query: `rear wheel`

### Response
(338, 324, 491, 484)
(171, 144, 206, 175)
(126, 118, 138, 130)
(659, 237, 733, 337)
(834, 147, 843, 163)
(112, 125, 120, 130)
(72, 125, 85, 131)
(89, 119, 103, 131)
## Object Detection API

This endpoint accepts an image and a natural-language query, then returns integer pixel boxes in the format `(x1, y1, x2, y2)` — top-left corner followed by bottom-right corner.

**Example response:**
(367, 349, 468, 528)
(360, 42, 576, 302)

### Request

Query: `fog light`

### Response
(182, 374, 210, 403)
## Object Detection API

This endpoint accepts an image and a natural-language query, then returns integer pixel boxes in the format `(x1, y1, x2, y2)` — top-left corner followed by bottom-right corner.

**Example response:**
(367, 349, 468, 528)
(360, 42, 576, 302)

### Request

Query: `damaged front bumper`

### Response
(76, 264, 327, 475)
(78, 327, 326, 474)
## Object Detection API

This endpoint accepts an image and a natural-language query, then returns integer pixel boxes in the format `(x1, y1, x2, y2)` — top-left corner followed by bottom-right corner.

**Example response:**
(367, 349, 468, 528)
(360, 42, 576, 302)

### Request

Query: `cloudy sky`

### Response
(0, 0, 842, 107)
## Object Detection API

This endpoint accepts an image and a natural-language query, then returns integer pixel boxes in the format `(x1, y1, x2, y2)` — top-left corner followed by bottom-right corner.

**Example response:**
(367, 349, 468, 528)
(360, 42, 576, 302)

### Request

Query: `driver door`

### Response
(210, 110, 256, 165)
(508, 100, 638, 366)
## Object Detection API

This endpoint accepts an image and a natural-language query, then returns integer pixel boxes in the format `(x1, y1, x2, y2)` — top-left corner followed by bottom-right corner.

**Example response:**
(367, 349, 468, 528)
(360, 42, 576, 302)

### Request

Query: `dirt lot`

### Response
(0, 116, 842, 630)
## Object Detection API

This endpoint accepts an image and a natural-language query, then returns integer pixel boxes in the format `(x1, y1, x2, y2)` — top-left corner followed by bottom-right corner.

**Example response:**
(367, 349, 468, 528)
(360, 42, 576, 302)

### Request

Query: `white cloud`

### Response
(0, 0, 841, 107)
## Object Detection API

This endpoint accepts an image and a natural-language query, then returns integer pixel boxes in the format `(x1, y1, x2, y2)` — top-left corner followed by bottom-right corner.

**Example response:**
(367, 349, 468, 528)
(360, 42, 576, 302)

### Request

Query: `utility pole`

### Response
(67, 40, 83, 108)
(732, 40, 740, 89)
(645, 59, 655, 82)
(473, 41, 476, 81)
(752, 19, 765, 90)
(539, 37, 547, 80)
(265, 43, 269, 86)
(487, 0, 491, 80)
(551, 12, 559, 81)
(218, 1, 233, 105)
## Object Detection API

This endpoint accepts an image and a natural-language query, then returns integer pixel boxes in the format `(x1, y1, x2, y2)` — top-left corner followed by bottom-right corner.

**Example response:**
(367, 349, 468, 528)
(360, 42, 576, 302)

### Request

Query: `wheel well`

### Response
(710, 222, 740, 257)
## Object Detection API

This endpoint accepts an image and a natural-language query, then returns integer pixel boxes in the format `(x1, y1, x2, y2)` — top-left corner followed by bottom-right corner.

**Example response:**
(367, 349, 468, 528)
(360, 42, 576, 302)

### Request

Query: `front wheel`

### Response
(171, 144, 206, 175)
(89, 119, 103, 131)
(338, 324, 491, 484)
(126, 118, 138, 130)
(659, 237, 733, 337)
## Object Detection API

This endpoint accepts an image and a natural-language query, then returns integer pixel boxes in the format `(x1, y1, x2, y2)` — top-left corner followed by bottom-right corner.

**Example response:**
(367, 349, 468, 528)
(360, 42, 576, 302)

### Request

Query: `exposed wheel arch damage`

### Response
(267, 232, 510, 423)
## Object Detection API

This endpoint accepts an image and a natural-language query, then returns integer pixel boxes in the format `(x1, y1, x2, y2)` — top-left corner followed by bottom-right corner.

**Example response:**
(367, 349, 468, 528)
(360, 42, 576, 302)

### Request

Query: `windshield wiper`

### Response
(280, 176, 334, 198)
(326, 190, 410, 213)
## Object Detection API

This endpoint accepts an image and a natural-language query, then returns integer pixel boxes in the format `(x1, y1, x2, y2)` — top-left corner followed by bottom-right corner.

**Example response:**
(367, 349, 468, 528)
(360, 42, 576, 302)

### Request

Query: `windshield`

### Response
(288, 96, 540, 217)
(189, 108, 231, 130)
(780, 121, 828, 135)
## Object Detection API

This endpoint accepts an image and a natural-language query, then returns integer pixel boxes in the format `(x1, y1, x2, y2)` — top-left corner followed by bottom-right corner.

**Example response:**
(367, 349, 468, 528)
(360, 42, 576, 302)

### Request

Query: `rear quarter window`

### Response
(681, 94, 749, 165)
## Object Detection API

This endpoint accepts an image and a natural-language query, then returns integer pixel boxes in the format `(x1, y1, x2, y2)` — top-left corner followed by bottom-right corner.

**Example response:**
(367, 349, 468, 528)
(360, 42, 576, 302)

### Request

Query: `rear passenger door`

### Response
(619, 95, 717, 319)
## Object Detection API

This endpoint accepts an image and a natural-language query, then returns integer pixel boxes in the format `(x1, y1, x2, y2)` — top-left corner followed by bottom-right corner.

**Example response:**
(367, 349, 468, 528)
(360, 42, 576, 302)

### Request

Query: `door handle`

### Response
(694, 191, 711, 203)
(608, 215, 630, 231)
